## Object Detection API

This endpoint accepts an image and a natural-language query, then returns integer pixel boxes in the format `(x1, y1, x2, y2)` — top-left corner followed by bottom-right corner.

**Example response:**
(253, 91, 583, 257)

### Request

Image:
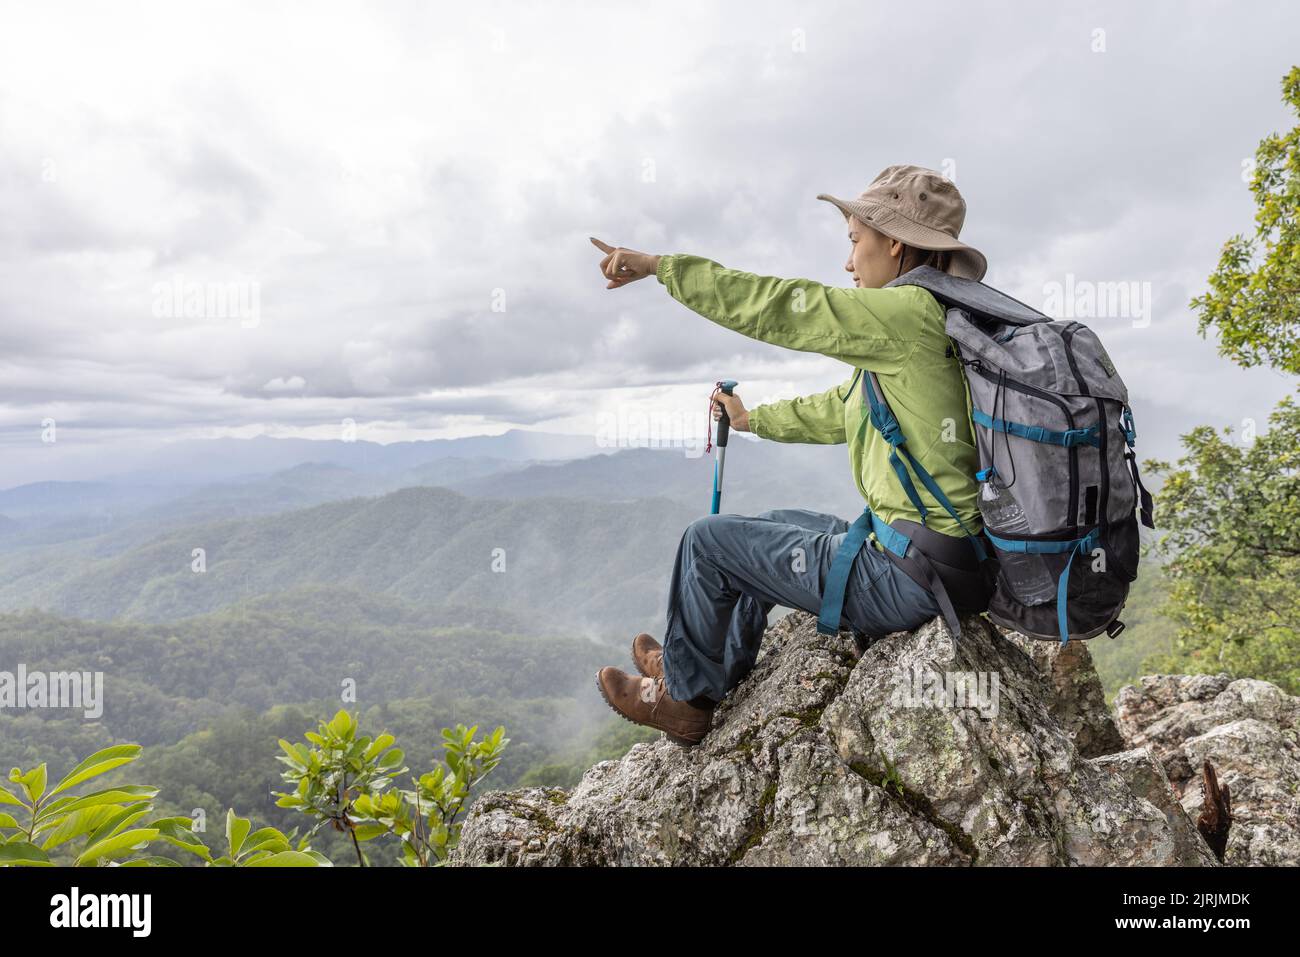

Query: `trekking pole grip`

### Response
(715, 380, 737, 447)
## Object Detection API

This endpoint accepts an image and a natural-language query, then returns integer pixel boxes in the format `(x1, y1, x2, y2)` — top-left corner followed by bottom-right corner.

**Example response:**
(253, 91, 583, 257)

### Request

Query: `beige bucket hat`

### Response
(817, 164, 987, 281)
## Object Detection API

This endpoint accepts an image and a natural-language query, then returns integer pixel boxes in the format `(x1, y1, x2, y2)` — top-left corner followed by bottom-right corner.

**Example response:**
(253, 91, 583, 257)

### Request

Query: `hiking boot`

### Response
(631, 633, 664, 679)
(595, 666, 714, 746)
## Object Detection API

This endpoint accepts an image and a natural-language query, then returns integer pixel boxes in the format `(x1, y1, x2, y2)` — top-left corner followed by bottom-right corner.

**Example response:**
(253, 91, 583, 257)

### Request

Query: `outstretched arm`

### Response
(653, 253, 937, 374)
(587, 239, 940, 374)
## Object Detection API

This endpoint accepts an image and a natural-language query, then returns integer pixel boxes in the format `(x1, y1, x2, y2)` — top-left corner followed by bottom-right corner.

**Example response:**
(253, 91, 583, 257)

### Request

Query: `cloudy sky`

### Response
(1, 0, 1296, 485)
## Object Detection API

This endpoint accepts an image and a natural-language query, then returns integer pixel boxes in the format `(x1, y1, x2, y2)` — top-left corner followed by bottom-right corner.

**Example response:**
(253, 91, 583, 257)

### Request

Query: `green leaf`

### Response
(120, 856, 182, 867)
(153, 818, 211, 861)
(277, 739, 306, 768)
(81, 803, 151, 847)
(48, 745, 142, 797)
(239, 827, 291, 857)
(39, 805, 123, 851)
(226, 810, 251, 858)
(0, 784, 24, 808)
(242, 826, 286, 846)
(328, 710, 354, 739)
(55, 786, 158, 815)
(17, 764, 47, 804)
(74, 828, 159, 866)
(352, 823, 389, 842)
(0, 841, 51, 866)
(245, 850, 326, 867)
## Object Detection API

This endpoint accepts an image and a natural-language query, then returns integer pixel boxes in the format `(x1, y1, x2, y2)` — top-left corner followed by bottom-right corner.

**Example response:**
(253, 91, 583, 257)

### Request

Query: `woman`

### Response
(589, 164, 992, 746)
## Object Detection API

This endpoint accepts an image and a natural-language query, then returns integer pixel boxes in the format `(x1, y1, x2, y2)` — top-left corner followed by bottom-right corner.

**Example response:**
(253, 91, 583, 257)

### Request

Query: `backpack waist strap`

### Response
(884, 518, 995, 619)
(817, 509, 992, 641)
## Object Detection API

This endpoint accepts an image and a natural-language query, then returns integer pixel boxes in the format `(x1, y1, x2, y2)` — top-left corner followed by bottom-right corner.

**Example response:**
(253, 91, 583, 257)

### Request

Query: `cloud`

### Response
(262, 376, 307, 393)
(0, 0, 1296, 486)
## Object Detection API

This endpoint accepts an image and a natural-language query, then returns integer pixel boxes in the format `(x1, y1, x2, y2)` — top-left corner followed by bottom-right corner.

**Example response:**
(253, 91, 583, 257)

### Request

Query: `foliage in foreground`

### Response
(0, 744, 320, 867)
(0, 711, 507, 867)
(275, 710, 507, 866)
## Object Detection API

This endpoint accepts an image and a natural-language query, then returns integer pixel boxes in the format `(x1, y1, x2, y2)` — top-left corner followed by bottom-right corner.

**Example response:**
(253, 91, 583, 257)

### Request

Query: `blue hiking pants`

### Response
(661, 508, 941, 703)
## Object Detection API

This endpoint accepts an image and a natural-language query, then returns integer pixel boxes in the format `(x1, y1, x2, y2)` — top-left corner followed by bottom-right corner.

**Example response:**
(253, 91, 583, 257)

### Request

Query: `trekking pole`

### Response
(708, 380, 737, 514)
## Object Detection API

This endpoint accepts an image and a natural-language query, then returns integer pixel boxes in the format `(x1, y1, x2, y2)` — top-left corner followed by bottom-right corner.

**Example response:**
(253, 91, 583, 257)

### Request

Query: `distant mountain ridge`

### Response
(1, 429, 614, 488)
(0, 485, 697, 636)
(0, 429, 948, 639)
(0, 456, 521, 553)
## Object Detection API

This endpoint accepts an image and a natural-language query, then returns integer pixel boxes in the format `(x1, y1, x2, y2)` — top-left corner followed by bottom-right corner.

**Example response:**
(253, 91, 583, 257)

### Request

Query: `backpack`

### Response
(884, 266, 1156, 644)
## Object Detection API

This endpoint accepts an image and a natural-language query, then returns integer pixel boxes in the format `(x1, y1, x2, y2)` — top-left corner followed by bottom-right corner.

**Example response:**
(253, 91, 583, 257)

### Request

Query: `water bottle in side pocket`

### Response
(980, 479, 1057, 605)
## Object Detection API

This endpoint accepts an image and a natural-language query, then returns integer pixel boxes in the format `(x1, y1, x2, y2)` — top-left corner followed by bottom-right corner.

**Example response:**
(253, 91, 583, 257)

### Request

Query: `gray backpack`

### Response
(887, 267, 1156, 644)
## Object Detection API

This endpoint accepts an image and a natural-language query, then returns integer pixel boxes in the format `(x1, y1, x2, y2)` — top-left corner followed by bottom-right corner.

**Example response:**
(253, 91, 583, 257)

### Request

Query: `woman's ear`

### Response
(889, 238, 903, 259)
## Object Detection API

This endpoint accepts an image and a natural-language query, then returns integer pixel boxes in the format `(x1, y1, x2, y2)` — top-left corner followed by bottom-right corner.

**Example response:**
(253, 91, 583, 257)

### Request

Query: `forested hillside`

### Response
(0, 585, 656, 859)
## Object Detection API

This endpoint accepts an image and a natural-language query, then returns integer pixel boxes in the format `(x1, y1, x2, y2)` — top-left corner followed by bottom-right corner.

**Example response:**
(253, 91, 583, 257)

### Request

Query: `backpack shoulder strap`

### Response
(820, 370, 988, 643)
(859, 371, 985, 559)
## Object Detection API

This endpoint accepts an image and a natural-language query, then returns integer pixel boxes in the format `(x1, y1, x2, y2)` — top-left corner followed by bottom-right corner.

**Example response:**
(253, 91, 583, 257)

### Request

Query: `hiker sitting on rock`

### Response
(589, 165, 993, 746)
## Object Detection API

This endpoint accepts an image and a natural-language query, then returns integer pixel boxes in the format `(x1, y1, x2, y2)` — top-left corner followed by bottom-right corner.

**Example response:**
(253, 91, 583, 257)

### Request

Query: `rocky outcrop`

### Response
(1000, 628, 1127, 758)
(1114, 674, 1300, 866)
(454, 611, 1218, 866)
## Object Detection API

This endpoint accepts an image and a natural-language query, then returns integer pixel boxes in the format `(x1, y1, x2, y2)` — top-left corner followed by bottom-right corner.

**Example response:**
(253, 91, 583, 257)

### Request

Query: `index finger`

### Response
(589, 237, 616, 254)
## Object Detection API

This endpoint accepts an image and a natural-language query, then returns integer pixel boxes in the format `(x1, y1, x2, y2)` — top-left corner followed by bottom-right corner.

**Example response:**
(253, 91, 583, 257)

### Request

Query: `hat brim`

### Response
(817, 193, 987, 281)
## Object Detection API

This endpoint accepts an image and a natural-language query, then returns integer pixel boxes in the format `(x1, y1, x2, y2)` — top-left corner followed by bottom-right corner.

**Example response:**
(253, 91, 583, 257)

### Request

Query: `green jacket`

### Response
(656, 253, 982, 541)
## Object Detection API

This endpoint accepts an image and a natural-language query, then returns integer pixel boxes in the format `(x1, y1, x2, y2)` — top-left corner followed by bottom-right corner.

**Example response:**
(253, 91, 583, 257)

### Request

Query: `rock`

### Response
(453, 612, 1216, 867)
(1114, 675, 1300, 866)
(1090, 749, 1218, 867)
(1001, 629, 1127, 758)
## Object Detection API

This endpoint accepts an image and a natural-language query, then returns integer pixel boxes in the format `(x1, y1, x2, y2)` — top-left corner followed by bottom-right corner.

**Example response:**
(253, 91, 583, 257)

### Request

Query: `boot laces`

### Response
(646, 676, 668, 716)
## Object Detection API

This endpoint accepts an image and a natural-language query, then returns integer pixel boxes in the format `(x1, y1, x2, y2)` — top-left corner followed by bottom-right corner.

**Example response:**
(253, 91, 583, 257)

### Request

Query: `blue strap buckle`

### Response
(984, 526, 1102, 644)
(872, 412, 905, 447)
(817, 508, 912, 636)
(973, 409, 1100, 448)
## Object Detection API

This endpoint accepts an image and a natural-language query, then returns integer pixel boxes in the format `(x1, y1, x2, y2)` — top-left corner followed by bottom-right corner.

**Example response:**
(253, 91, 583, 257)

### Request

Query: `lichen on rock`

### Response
(453, 611, 1225, 867)
(1114, 673, 1300, 866)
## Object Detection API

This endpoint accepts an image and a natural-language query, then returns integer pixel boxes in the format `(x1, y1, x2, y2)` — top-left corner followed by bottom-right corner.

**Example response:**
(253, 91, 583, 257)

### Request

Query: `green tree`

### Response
(1192, 66, 1300, 373)
(1146, 400, 1300, 692)
(1150, 66, 1300, 692)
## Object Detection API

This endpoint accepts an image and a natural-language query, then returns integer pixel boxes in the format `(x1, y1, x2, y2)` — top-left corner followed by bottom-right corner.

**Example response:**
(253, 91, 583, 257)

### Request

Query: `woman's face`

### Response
(844, 216, 902, 289)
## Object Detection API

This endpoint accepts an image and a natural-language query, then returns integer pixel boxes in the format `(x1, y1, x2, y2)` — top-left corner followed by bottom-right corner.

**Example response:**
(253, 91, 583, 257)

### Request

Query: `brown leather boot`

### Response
(631, 633, 664, 679)
(595, 667, 714, 746)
